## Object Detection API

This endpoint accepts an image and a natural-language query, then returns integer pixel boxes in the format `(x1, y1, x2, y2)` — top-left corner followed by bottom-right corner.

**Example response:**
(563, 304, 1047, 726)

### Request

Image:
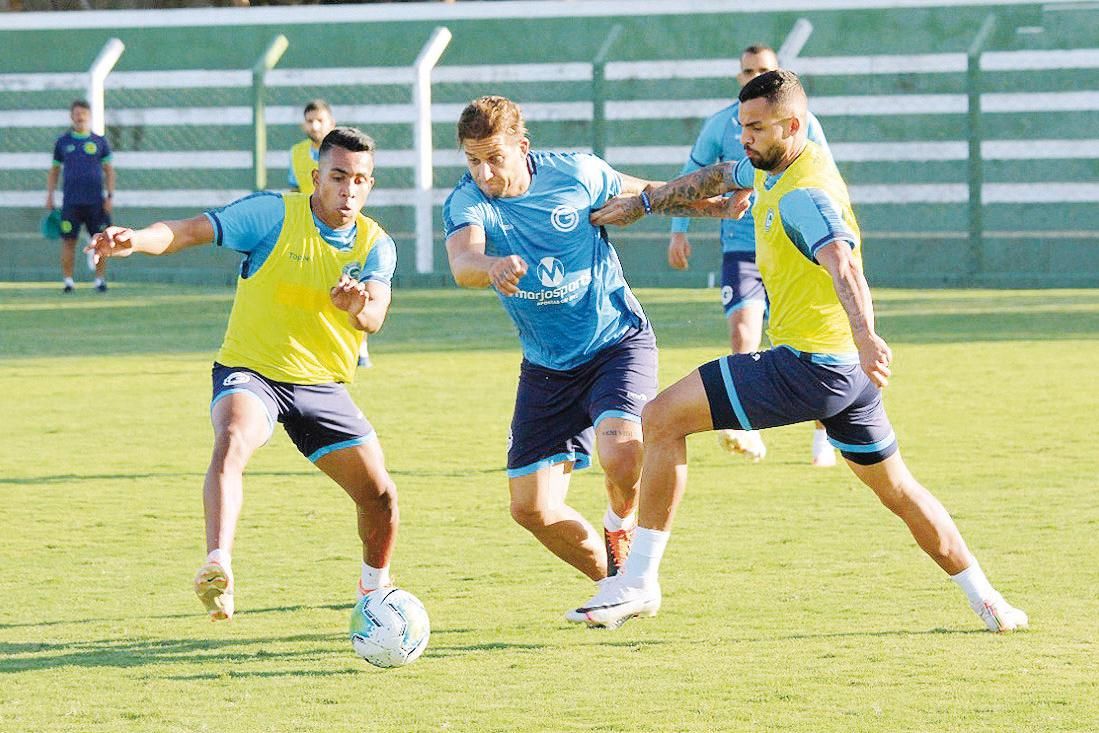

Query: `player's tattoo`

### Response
(650, 162, 738, 214)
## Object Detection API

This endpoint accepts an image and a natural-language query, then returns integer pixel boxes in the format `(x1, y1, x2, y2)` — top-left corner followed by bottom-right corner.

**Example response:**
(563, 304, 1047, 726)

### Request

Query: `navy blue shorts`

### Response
(720, 250, 767, 318)
(698, 346, 898, 465)
(211, 363, 375, 463)
(507, 326, 659, 478)
(60, 203, 109, 240)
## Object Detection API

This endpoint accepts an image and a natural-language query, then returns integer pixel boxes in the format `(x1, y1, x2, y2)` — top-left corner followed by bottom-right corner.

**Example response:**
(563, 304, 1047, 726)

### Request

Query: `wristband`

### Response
(639, 190, 653, 215)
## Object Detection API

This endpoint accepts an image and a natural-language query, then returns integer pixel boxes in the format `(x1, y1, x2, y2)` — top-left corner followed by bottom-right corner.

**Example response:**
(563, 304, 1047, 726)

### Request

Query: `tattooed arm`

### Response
(591, 161, 748, 226)
(816, 241, 893, 388)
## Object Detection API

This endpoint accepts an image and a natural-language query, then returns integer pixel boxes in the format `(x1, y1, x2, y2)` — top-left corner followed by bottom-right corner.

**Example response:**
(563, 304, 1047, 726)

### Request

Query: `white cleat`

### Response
(973, 592, 1028, 632)
(194, 562, 234, 621)
(565, 576, 661, 630)
(811, 447, 837, 467)
(718, 429, 766, 462)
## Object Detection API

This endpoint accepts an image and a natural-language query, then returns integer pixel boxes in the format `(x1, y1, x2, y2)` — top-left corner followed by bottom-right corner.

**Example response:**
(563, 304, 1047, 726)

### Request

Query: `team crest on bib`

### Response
(222, 372, 251, 386)
(764, 209, 775, 232)
(550, 205, 580, 233)
(342, 262, 364, 281)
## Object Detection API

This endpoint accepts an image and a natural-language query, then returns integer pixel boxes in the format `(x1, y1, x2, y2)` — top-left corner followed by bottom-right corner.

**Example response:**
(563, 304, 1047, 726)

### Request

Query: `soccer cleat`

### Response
(718, 429, 766, 462)
(62, 283, 75, 293)
(194, 561, 234, 621)
(95, 281, 108, 293)
(357, 354, 372, 368)
(811, 446, 837, 467)
(603, 527, 634, 577)
(972, 592, 1028, 632)
(565, 575, 661, 630)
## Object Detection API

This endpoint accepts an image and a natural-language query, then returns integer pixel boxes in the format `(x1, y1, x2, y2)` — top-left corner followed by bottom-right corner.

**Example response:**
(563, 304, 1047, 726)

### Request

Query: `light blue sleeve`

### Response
(442, 180, 486, 238)
(672, 107, 734, 233)
(361, 235, 397, 285)
(805, 111, 831, 157)
(778, 188, 857, 263)
(577, 153, 622, 209)
(205, 191, 285, 254)
(731, 157, 756, 189)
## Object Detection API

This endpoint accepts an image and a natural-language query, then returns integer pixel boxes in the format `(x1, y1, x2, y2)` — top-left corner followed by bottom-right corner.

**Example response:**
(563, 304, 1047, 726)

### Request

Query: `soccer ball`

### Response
(349, 588, 430, 668)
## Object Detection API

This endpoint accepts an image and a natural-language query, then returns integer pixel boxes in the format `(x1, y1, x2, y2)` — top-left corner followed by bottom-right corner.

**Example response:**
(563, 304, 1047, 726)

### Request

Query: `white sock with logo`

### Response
(621, 527, 670, 584)
(951, 560, 995, 606)
(603, 506, 636, 533)
(361, 562, 391, 591)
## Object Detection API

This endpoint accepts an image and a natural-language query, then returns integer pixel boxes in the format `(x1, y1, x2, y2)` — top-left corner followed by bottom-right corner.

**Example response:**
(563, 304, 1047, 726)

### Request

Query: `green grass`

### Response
(1, 283, 1097, 733)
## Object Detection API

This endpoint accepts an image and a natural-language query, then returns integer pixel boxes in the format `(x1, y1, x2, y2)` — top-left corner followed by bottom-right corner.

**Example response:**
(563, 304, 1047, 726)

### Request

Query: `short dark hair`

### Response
(318, 126, 376, 159)
(304, 99, 332, 117)
(70, 99, 91, 111)
(741, 44, 776, 57)
(738, 69, 804, 106)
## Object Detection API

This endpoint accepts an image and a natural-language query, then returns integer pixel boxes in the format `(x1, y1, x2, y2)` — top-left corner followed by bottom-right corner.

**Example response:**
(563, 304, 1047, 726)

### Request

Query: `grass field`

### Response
(2, 282, 1098, 733)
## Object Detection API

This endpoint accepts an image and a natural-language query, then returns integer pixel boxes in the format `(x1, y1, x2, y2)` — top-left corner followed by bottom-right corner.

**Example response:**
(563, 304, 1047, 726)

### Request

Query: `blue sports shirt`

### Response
(442, 151, 647, 371)
(204, 191, 397, 282)
(670, 102, 830, 253)
(52, 130, 112, 206)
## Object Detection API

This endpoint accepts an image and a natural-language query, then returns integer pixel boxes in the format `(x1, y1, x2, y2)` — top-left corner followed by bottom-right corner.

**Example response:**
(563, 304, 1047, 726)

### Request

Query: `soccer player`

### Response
(568, 71, 1027, 633)
(87, 127, 400, 621)
(668, 45, 835, 466)
(46, 99, 114, 293)
(290, 99, 371, 368)
(443, 96, 743, 602)
(288, 99, 335, 196)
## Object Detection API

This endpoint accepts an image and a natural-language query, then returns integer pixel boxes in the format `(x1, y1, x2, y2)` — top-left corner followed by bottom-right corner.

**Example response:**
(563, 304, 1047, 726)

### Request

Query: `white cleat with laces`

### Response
(718, 429, 766, 462)
(565, 575, 661, 630)
(973, 592, 1029, 632)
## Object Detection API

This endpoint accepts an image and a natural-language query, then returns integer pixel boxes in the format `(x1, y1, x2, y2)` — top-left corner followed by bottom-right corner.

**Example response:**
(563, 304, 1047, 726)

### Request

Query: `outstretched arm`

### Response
(592, 161, 747, 227)
(86, 214, 214, 263)
(445, 224, 527, 295)
(816, 241, 892, 388)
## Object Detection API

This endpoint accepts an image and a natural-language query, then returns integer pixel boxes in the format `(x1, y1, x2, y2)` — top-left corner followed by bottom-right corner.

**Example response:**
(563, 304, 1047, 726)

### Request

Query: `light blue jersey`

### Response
(670, 101, 830, 253)
(443, 151, 647, 371)
(205, 191, 397, 282)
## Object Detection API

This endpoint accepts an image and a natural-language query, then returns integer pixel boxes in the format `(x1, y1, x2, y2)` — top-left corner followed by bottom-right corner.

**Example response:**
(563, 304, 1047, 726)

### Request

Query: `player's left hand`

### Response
(330, 274, 369, 315)
(590, 195, 646, 227)
(855, 332, 893, 388)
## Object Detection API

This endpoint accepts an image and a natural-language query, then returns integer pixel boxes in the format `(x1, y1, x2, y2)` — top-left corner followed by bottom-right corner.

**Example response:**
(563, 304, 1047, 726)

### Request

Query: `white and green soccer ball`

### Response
(349, 588, 430, 668)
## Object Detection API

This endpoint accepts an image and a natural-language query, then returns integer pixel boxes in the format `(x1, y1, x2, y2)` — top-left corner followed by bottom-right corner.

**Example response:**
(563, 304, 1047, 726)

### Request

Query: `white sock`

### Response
(361, 562, 391, 590)
(951, 561, 995, 606)
(621, 527, 670, 583)
(206, 548, 231, 568)
(63, 277, 74, 287)
(94, 277, 105, 287)
(603, 506, 636, 533)
(812, 428, 831, 453)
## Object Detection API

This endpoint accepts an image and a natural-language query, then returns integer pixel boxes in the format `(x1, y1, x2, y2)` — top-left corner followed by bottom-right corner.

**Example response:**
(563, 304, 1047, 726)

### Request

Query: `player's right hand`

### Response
(488, 254, 527, 296)
(668, 233, 692, 270)
(86, 225, 137, 263)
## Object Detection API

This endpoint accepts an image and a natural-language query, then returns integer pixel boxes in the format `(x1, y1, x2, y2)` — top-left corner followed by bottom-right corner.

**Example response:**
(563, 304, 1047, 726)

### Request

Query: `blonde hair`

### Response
(457, 95, 528, 144)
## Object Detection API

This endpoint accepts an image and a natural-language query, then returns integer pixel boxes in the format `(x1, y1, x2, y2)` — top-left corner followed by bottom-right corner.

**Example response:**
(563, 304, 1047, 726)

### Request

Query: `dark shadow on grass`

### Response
(0, 602, 352, 630)
(0, 633, 344, 674)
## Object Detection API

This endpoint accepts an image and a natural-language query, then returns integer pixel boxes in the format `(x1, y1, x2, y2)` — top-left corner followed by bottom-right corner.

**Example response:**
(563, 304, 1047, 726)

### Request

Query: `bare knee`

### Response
(356, 476, 398, 517)
(211, 425, 260, 474)
(641, 395, 683, 444)
(600, 443, 642, 489)
(510, 499, 552, 532)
